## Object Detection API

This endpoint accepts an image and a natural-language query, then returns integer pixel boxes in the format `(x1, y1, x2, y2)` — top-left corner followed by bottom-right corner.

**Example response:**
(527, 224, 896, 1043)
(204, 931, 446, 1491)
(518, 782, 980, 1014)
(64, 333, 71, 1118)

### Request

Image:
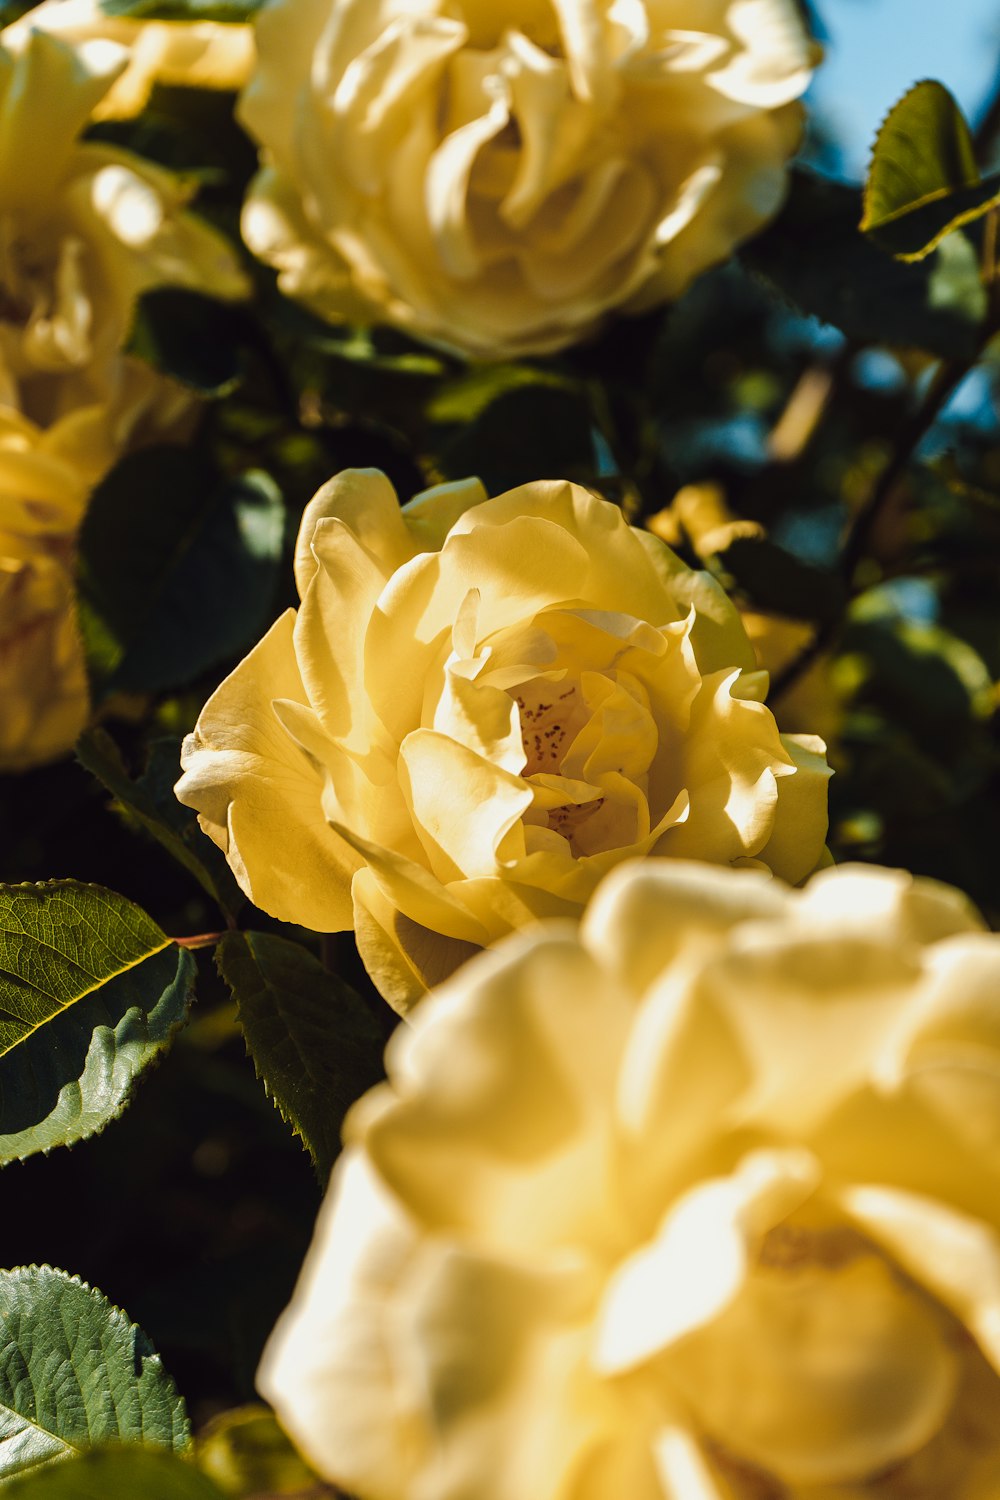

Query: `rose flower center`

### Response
(665, 1220, 963, 1489)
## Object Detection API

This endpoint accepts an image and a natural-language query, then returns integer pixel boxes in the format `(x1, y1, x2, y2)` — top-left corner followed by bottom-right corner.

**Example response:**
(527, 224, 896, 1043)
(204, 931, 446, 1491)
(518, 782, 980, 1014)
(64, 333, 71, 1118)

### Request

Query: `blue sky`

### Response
(805, 0, 1000, 180)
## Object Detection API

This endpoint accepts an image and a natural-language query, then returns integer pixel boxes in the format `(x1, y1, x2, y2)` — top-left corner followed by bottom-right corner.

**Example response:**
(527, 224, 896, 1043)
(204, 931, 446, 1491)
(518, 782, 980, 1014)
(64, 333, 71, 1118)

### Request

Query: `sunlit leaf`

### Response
(745, 169, 988, 356)
(862, 80, 1000, 261)
(0, 882, 195, 1162)
(0, 1267, 188, 1480)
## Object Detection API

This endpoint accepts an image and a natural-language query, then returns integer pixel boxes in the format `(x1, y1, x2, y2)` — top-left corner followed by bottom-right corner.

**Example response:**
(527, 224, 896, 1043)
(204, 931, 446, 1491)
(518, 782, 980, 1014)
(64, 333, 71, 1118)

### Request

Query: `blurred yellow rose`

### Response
(0, 535, 86, 771)
(259, 857, 1000, 1500)
(177, 470, 829, 1006)
(4, 0, 255, 120)
(0, 28, 247, 413)
(237, 0, 817, 358)
(0, 364, 193, 770)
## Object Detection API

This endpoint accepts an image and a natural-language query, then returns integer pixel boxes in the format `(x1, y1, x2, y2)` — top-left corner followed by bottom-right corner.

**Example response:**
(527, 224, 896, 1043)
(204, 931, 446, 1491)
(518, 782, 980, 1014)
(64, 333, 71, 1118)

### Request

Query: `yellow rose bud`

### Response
(177, 471, 830, 1007)
(259, 857, 1000, 1500)
(237, 0, 819, 358)
(4, 0, 255, 120)
(0, 28, 248, 412)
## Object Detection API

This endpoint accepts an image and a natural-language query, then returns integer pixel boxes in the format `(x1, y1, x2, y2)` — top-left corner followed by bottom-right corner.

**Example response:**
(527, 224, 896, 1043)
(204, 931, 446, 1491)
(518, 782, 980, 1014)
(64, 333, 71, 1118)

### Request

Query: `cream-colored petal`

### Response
(842, 1185, 1000, 1373)
(401, 476, 489, 553)
(294, 467, 415, 596)
(666, 1240, 959, 1487)
(0, 30, 125, 205)
(593, 1148, 818, 1372)
(294, 516, 395, 752)
(753, 730, 830, 884)
(176, 609, 357, 931)
(707, 0, 816, 108)
(400, 728, 533, 882)
(330, 818, 491, 946)
(352, 865, 482, 1013)
(366, 928, 631, 1255)
(581, 856, 786, 997)
(257, 1150, 431, 1498)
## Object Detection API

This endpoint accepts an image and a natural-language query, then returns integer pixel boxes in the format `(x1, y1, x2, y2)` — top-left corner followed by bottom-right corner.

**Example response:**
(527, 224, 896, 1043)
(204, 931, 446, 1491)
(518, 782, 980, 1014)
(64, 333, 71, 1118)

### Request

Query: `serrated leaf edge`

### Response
(0, 882, 172, 1061)
(0, 1264, 192, 1458)
(861, 79, 978, 231)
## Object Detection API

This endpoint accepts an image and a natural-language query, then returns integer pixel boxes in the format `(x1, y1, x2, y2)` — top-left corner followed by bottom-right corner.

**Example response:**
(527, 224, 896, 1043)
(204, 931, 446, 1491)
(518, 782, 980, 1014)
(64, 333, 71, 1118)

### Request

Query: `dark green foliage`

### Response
(217, 932, 386, 1184)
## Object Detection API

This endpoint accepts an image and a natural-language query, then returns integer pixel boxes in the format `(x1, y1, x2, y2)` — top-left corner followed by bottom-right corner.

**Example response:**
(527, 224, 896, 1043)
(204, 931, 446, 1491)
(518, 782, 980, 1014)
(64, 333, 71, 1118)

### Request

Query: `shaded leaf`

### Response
(436, 382, 597, 492)
(0, 1267, 188, 1480)
(99, 0, 264, 18)
(217, 932, 385, 1184)
(76, 729, 243, 920)
(0, 882, 195, 1162)
(744, 170, 988, 358)
(77, 448, 284, 697)
(130, 291, 247, 397)
(862, 80, 1000, 260)
(2, 1447, 226, 1499)
(712, 535, 846, 627)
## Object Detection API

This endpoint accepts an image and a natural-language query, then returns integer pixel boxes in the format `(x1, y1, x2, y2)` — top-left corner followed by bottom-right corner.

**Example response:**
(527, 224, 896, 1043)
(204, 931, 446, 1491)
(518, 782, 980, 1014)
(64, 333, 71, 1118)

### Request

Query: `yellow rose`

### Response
(0, 405, 96, 770)
(0, 365, 193, 770)
(176, 470, 830, 1006)
(0, 28, 247, 412)
(4, 0, 255, 120)
(0, 535, 86, 770)
(237, 0, 818, 358)
(259, 857, 1000, 1500)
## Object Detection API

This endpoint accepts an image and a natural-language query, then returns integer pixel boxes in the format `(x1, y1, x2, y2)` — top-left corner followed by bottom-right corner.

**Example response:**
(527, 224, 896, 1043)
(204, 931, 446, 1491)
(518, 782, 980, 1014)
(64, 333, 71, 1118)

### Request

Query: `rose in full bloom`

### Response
(176, 470, 829, 1006)
(259, 858, 1000, 1500)
(0, 28, 247, 413)
(237, 0, 818, 359)
(4, 0, 255, 120)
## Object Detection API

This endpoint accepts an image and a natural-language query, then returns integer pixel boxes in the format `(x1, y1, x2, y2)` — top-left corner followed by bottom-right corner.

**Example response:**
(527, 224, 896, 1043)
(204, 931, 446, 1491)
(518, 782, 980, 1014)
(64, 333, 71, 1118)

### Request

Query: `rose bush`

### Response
(260, 857, 1000, 1500)
(0, 27, 247, 414)
(4, 0, 255, 120)
(237, 0, 817, 358)
(176, 470, 829, 1006)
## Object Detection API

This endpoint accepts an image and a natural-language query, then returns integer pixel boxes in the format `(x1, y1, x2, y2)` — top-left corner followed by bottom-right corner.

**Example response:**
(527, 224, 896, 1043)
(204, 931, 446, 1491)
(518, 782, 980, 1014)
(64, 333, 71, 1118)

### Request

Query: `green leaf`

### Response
(0, 882, 195, 1163)
(76, 729, 243, 920)
(744, 169, 988, 358)
(99, 0, 265, 19)
(436, 382, 598, 493)
(77, 448, 284, 697)
(2, 1447, 226, 1500)
(861, 80, 1000, 261)
(710, 536, 846, 627)
(0, 1267, 189, 1480)
(216, 932, 385, 1183)
(129, 291, 247, 397)
(196, 1405, 319, 1497)
(425, 363, 569, 425)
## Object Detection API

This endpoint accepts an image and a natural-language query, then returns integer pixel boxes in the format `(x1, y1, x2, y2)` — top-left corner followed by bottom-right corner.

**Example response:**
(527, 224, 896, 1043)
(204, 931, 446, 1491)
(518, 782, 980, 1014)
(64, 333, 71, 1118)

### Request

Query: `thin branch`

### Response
(769, 354, 977, 703)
